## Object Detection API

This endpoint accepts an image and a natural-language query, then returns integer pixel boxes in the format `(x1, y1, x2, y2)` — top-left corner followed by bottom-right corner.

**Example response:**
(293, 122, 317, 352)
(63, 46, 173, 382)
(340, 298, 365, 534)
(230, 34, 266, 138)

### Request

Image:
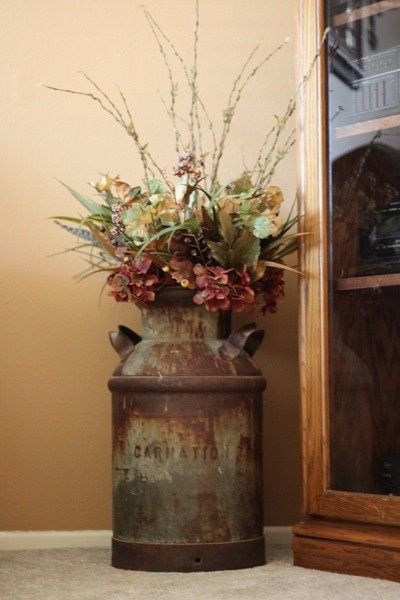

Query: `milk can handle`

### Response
(109, 325, 142, 361)
(218, 323, 265, 360)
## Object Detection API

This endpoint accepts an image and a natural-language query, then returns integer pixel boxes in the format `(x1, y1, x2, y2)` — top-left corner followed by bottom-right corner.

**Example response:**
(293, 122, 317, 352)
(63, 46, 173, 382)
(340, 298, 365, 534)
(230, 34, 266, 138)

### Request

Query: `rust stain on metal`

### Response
(184, 490, 232, 542)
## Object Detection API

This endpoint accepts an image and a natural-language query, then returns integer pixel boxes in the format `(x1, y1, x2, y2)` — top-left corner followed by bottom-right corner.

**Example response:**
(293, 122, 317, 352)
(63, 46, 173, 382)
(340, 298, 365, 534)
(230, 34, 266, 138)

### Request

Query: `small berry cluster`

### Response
(173, 152, 204, 182)
(110, 202, 125, 238)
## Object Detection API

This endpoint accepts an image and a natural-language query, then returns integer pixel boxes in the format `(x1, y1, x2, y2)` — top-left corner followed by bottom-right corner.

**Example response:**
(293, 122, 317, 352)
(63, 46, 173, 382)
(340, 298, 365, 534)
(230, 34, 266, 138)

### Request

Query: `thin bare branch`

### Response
(79, 71, 126, 125)
(158, 91, 191, 131)
(295, 27, 330, 99)
(251, 123, 276, 180)
(254, 103, 295, 187)
(211, 38, 289, 190)
(143, 8, 190, 80)
(78, 76, 173, 191)
(260, 128, 296, 188)
(143, 7, 216, 167)
(189, 0, 200, 155)
(117, 87, 155, 184)
(118, 86, 134, 127)
(227, 44, 259, 110)
(254, 28, 329, 188)
(45, 85, 126, 128)
(46, 80, 174, 191)
(144, 11, 181, 154)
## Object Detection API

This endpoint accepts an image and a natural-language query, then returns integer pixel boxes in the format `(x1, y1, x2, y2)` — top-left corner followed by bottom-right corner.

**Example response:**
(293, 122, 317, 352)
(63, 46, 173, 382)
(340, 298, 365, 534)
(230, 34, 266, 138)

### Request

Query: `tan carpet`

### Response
(1, 544, 399, 600)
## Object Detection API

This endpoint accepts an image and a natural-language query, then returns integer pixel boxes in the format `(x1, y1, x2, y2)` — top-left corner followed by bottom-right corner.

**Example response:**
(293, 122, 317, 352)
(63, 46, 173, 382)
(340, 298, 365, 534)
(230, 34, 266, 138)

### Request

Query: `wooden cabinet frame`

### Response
(293, 0, 400, 582)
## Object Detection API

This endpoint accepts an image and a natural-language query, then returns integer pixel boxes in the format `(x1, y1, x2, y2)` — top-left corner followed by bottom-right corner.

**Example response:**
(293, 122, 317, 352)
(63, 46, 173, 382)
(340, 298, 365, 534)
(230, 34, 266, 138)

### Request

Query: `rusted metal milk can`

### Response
(109, 288, 266, 571)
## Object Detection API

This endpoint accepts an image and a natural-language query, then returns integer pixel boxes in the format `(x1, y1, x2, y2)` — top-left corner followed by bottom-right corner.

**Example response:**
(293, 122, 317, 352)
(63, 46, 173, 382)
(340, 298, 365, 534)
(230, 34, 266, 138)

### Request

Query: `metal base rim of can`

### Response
(111, 536, 266, 572)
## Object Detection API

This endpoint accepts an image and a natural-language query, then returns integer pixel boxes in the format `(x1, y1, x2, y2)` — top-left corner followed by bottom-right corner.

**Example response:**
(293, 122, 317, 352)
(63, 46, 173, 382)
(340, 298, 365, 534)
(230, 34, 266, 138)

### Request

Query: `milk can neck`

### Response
(141, 304, 231, 340)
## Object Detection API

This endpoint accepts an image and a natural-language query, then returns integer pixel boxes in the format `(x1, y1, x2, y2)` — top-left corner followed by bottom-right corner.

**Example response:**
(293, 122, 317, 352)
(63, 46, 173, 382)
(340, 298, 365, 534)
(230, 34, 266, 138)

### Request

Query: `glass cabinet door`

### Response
(325, 1, 400, 494)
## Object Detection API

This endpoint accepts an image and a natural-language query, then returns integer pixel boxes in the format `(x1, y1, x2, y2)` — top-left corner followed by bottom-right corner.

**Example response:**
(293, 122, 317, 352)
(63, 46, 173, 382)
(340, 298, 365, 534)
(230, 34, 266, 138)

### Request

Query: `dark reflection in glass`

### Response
(325, 0, 400, 494)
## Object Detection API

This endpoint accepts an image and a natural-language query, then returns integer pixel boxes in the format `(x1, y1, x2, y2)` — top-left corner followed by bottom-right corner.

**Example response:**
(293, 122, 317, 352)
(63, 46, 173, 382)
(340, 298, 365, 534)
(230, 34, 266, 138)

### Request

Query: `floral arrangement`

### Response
(49, 3, 320, 314)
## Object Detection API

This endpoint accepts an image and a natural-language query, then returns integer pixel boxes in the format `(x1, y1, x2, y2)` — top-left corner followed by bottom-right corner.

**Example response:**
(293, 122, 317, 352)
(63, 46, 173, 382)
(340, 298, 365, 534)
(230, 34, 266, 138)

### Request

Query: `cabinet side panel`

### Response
(297, 0, 330, 515)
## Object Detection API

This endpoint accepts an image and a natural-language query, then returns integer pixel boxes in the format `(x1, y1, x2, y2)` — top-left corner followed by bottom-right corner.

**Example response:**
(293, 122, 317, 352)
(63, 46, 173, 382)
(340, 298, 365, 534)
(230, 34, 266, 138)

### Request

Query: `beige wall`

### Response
(0, 0, 299, 530)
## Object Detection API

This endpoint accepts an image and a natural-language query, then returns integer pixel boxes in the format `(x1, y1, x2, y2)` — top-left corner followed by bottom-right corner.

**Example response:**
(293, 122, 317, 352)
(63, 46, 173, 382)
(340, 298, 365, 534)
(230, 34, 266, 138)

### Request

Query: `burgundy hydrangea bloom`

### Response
(255, 268, 285, 315)
(230, 268, 255, 312)
(192, 265, 256, 312)
(169, 255, 196, 289)
(107, 258, 159, 304)
(193, 264, 232, 311)
(194, 264, 229, 286)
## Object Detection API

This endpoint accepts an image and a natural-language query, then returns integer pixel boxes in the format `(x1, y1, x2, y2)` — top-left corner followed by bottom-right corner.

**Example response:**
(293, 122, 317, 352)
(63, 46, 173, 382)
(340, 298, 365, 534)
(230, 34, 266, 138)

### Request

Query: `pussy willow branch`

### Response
(144, 11, 181, 154)
(191, 1, 205, 178)
(227, 44, 259, 113)
(143, 8, 216, 170)
(254, 101, 295, 187)
(45, 84, 125, 127)
(296, 27, 330, 97)
(260, 128, 296, 188)
(45, 82, 155, 183)
(117, 86, 155, 183)
(158, 91, 192, 131)
(46, 78, 173, 192)
(79, 71, 126, 126)
(189, 0, 200, 155)
(210, 38, 288, 191)
(191, 4, 203, 163)
(254, 27, 330, 188)
(117, 87, 135, 130)
(208, 43, 258, 190)
(251, 124, 276, 181)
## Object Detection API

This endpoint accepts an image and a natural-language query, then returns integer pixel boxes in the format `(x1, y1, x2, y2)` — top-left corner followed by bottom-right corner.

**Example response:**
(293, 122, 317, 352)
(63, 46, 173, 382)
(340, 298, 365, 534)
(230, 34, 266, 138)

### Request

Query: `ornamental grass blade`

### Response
(136, 221, 196, 257)
(263, 260, 303, 275)
(97, 278, 109, 308)
(277, 214, 300, 238)
(277, 231, 311, 258)
(48, 243, 96, 258)
(56, 179, 110, 217)
(76, 267, 114, 283)
(52, 214, 112, 224)
(262, 231, 308, 256)
(274, 237, 301, 260)
(51, 215, 88, 224)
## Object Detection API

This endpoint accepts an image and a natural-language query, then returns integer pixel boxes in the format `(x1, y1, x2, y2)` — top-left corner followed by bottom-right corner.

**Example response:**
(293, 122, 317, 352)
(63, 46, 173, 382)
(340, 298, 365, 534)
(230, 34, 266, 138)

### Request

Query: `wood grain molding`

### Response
(293, 519, 400, 582)
(293, 519, 400, 549)
(293, 534, 400, 582)
(313, 491, 400, 526)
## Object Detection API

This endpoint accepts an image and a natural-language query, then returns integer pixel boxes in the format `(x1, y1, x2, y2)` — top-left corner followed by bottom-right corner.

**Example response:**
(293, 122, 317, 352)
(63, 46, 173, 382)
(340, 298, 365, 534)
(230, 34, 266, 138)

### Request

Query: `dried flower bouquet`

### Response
(48, 2, 320, 314)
